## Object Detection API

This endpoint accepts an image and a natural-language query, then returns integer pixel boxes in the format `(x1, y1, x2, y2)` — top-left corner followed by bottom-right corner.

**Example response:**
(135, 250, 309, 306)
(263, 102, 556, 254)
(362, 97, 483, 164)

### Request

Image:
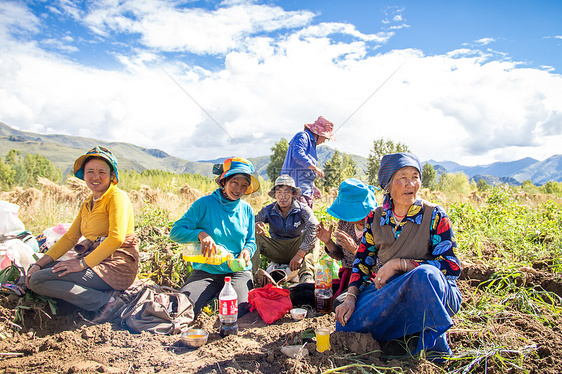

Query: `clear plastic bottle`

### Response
(219, 276, 238, 337)
(315, 257, 334, 314)
(182, 242, 234, 265)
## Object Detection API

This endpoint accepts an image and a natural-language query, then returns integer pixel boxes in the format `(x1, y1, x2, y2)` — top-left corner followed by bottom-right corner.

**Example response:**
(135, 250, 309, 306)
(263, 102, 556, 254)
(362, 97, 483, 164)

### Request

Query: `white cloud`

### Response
(0, 0, 561, 168)
(0, 1, 39, 38)
(382, 6, 407, 29)
(474, 37, 495, 46)
(80, 0, 317, 54)
(42, 38, 80, 53)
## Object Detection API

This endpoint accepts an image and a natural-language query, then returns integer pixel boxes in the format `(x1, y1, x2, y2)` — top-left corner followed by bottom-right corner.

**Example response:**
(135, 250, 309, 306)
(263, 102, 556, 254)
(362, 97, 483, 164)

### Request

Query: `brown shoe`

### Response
(92, 296, 126, 324)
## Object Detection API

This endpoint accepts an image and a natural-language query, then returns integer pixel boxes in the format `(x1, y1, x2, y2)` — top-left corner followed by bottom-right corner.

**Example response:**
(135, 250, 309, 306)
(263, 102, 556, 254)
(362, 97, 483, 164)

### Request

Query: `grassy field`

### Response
(1, 177, 561, 373)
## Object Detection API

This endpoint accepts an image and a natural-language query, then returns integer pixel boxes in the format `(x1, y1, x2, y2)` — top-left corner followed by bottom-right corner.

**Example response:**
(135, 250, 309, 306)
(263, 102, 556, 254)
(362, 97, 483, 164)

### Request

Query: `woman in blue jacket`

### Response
(169, 157, 260, 318)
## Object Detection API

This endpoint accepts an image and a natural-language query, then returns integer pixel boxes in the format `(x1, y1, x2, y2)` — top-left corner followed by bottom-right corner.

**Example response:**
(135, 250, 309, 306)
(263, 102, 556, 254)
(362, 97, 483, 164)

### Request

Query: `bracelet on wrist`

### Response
(346, 293, 357, 301)
(296, 251, 305, 258)
(32, 263, 42, 269)
(79, 259, 88, 270)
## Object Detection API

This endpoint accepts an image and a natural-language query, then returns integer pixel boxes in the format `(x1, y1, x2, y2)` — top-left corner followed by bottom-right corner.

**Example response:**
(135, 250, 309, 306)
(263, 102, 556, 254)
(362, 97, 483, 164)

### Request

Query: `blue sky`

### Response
(1, 0, 561, 166)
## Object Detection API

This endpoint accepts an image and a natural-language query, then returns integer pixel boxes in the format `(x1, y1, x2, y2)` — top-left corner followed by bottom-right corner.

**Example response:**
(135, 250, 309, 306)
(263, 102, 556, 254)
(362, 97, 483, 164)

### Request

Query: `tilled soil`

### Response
(1, 264, 561, 373)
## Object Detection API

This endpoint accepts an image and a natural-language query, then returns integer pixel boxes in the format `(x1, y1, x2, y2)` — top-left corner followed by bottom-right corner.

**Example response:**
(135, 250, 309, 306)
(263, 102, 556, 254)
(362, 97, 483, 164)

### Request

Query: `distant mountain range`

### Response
(426, 156, 562, 186)
(1, 122, 560, 185)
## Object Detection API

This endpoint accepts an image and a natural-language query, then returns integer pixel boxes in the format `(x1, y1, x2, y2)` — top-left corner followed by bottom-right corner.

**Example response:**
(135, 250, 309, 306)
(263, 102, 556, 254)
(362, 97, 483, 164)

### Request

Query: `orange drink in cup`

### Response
(315, 327, 330, 352)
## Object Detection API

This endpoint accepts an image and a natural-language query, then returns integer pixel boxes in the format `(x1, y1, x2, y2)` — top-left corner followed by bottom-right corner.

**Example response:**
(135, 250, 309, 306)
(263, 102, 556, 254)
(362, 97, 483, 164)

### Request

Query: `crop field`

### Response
(0, 177, 561, 373)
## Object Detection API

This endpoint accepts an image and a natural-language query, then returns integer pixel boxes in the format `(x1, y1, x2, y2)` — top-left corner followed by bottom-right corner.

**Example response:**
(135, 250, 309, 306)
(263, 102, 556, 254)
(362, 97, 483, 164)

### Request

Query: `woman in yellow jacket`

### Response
(25, 146, 138, 323)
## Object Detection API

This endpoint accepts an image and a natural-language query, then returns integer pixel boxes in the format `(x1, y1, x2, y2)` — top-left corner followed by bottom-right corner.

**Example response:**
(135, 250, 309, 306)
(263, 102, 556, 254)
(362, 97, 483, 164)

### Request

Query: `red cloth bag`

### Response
(248, 284, 293, 324)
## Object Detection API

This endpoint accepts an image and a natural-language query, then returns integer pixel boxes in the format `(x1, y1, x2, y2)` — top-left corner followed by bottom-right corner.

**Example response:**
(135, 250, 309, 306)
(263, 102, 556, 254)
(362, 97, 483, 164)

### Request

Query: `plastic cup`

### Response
(228, 258, 246, 272)
(315, 327, 330, 352)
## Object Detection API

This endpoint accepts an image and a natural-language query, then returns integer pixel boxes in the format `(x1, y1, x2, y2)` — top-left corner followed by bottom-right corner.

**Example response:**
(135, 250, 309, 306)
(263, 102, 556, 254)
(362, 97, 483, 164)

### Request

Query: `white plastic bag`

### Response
(0, 201, 25, 235)
(2, 230, 40, 253)
(0, 239, 39, 271)
(42, 223, 72, 249)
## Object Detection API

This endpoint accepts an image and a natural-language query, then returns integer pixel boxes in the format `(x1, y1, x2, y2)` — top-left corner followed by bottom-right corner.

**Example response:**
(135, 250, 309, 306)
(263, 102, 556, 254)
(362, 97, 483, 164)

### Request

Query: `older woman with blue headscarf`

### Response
(334, 152, 462, 360)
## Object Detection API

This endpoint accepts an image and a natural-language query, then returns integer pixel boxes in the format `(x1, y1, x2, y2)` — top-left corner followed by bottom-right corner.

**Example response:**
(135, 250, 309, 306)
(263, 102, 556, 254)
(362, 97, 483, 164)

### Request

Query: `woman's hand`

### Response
(198, 232, 217, 256)
(373, 259, 402, 289)
(51, 259, 83, 277)
(25, 256, 54, 288)
(255, 222, 268, 236)
(334, 230, 357, 254)
(25, 264, 41, 288)
(316, 222, 333, 244)
(335, 298, 356, 326)
(239, 248, 251, 265)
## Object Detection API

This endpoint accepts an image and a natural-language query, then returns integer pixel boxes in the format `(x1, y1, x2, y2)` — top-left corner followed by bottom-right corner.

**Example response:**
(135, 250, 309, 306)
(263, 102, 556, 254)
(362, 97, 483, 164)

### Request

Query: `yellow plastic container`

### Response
(182, 243, 233, 265)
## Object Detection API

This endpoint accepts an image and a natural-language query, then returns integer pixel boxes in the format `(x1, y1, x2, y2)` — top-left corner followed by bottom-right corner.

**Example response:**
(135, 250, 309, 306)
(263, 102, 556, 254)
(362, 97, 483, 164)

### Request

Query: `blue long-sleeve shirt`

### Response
(169, 189, 256, 274)
(281, 129, 318, 197)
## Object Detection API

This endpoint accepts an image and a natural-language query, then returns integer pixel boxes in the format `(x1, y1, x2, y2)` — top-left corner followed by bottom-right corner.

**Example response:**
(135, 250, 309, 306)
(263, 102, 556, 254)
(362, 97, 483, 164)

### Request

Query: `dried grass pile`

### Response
(128, 186, 161, 204)
(179, 184, 204, 205)
(0, 187, 43, 208)
(419, 188, 447, 205)
(37, 177, 87, 205)
(65, 176, 90, 197)
(245, 193, 270, 213)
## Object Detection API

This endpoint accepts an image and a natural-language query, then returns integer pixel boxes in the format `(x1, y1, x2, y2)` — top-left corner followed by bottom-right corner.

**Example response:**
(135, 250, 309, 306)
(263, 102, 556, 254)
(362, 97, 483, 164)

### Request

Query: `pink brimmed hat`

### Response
(304, 116, 337, 141)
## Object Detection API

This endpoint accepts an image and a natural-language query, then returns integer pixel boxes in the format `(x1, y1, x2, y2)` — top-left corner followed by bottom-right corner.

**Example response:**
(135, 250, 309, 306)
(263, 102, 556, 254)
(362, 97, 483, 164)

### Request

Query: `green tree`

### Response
(23, 153, 62, 185)
(438, 172, 471, 195)
(3, 150, 61, 187)
(322, 150, 343, 190)
(366, 138, 410, 186)
(476, 178, 490, 192)
(543, 181, 562, 195)
(521, 180, 540, 194)
(5, 150, 27, 186)
(0, 158, 16, 190)
(266, 138, 289, 181)
(421, 163, 437, 190)
(341, 153, 358, 181)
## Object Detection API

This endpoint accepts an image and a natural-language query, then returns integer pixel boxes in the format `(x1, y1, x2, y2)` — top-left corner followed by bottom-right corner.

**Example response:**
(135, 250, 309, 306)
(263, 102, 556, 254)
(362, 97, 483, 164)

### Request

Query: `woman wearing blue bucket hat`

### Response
(334, 152, 462, 361)
(26, 146, 138, 324)
(170, 157, 260, 321)
(316, 178, 377, 300)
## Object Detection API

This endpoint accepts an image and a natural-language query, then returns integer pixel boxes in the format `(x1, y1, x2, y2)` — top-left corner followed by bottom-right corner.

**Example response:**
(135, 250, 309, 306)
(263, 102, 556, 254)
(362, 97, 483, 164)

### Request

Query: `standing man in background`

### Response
(281, 116, 336, 208)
